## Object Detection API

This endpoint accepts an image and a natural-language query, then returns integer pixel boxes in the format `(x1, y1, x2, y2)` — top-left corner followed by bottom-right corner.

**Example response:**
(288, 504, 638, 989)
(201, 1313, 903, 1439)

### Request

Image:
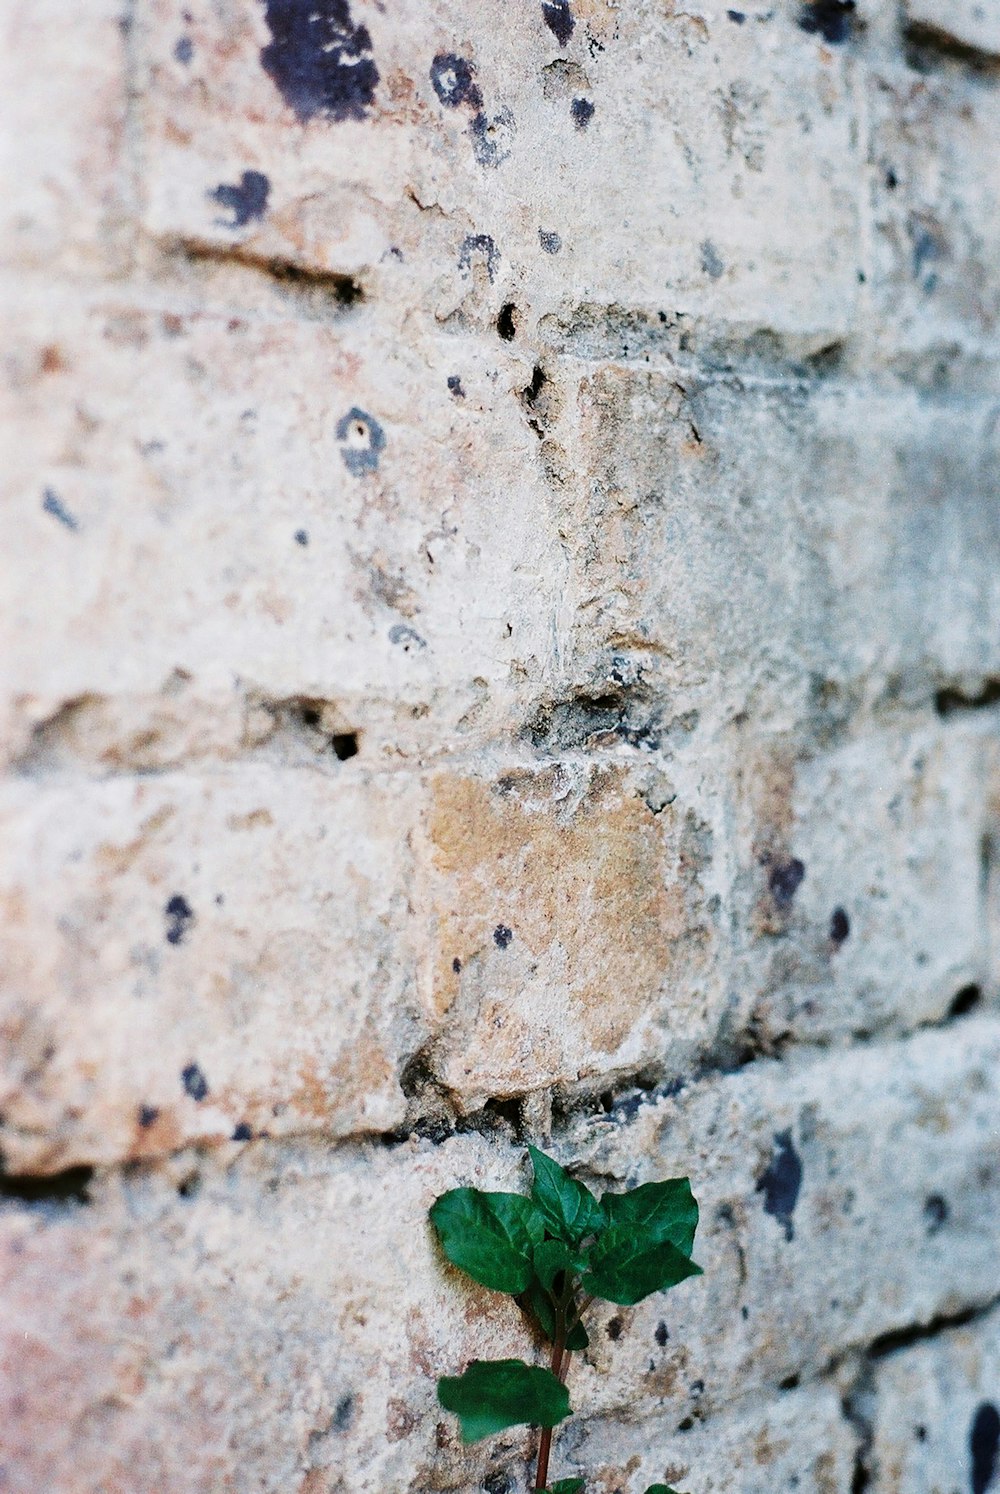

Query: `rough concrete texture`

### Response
(2, 1, 1000, 1491)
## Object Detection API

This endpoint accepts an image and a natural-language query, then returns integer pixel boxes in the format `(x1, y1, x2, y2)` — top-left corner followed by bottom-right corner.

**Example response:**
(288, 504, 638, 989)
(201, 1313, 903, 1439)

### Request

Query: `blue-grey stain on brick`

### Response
(430, 53, 481, 111)
(181, 1063, 209, 1102)
(459, 232, 499, 282)
(232, 1122, 253, 1141)
(336, 407, 385, 475)
(174, 34, 193, 63)
(769, 857, 805, 909)
(261, 0, 378, 122)
(165, 894, 195, 945)
(469, 107, 516, 168)
(756, 1129, 802, 1241)
(388, 623, 426, 651)
(210, 170, 270, 228)
(138, 1104, 159, 1129)
(42, 488, 78, 531)
(701, 240, 724, 279)
(539, 229, 562, 254)
(797, 1, 855, 43)
(542, 0, 574, 45)
(972, 1404, 1000, 1494)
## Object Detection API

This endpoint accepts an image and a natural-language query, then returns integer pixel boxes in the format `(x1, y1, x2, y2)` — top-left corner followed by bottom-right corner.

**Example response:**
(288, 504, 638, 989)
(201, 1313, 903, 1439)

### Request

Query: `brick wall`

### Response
(2, 2, 999, 1490)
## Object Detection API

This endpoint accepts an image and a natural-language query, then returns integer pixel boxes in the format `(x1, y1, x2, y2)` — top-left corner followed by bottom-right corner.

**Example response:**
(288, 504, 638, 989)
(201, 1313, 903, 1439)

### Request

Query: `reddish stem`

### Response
(534, 1330, 570, 1490)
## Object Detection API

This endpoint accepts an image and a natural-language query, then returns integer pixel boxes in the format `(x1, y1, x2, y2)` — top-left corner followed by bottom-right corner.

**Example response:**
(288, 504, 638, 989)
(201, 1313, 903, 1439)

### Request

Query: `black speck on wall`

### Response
(209, 170, 270, 228)
(972, 1404, 1000, 1494)
(769, 857, 805, 909)
(164, 894, 195, 945)
(493, 923, 513, 949)
(755, 1129, 802, 1241)
(260, 0, 379, 122)
(798, 1, 855, 44)
(181, 1063, 209, 1102)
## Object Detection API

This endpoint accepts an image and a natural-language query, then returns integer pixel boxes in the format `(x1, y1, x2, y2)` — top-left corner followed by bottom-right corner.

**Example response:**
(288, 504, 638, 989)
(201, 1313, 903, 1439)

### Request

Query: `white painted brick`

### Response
(136, 0, 863, 338)
(869, 1306, 1000, 1492)
(0, 2, 130, 274)
(903, 0, 1000, 58)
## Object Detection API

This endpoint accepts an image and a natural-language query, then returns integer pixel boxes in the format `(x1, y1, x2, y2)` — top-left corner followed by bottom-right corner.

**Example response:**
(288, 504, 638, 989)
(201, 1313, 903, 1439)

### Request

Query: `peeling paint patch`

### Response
(430, 52, 482, 110)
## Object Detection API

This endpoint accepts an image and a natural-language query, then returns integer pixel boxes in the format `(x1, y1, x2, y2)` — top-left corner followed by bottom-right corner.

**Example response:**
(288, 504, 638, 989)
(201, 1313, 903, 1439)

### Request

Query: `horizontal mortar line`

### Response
(6, 271, 1000, 401)
(25, 1012, 1000, 1183)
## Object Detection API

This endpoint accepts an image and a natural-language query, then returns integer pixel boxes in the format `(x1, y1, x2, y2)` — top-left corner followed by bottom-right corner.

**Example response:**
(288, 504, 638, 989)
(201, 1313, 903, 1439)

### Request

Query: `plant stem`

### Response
(534, 1290, 575, 1492)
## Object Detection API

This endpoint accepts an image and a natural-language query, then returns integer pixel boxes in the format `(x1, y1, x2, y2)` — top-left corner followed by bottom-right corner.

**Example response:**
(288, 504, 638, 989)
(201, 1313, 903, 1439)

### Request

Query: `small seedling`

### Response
(429, 1146, 702, 1492)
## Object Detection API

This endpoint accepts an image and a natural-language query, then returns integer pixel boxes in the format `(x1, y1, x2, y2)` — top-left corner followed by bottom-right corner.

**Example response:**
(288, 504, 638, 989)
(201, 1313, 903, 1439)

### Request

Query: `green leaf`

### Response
(550, 1480, 585, 1493)
(522, 1281, 589, 1350)
(529, 1146, 606, 1243)
(430, 1187, 545, 1294)
(600, 1177, 699, 1258)
(436, 1359, 571, 1442)
(533, 1238, 576, 1291)
(583, 1228, 703, 1306)
(644, 1486, 684, 1493)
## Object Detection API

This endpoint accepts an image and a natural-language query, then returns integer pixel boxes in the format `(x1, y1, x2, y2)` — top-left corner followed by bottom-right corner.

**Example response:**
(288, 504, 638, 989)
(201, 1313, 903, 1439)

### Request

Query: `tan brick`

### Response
(418, 759, 719, 1105)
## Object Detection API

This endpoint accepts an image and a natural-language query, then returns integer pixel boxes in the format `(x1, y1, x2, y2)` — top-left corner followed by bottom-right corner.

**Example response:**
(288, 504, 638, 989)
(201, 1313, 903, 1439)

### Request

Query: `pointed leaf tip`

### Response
(529, 1146, 605, 1243)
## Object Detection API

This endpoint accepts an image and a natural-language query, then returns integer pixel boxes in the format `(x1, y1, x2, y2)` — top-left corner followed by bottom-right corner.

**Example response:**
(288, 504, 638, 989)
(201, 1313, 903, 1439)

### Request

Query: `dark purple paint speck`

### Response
(429, 53, 482, 110)
(138, 1104, 159, 1129)
(295, 529, 309, 546)
(260, 0, 379, 122)
(232, 1122, 253, 1141)
(42, 487, 78, 531)
(210, 169, 270, 228)
(769, 857, 805, 909)
(336, 406, 385, 475)
(174, 35, 194, 63)
(493, 923, 513, 949)
(571, 96, 594, 129)
(539, 229, 562, 254)
(447, 375, 466, 398)
(542, 0, 575, 45)
(797, 0, 855, 43)
(829, 906, 850, 944)
(971, 1404, 999, 1494)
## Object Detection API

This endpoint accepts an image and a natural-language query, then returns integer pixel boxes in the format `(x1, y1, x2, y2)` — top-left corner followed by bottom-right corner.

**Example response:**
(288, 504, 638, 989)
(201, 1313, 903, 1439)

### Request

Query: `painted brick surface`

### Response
(2, 1, 1000, 1491)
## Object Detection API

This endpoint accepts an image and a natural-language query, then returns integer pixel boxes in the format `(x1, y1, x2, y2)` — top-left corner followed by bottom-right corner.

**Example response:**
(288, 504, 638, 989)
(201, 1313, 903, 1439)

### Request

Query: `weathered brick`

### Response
(868, 1306, 1000, 1492)
(0, 768, 422, 1170)
(0, 288, 555, 759)
(418, 759, 719, 1105)
(561, 1017, 1000, 1420)
(137, 0, 862, 338)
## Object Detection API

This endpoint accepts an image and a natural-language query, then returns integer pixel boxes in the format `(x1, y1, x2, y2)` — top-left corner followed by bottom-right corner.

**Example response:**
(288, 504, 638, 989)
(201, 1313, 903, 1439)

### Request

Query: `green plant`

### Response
(429, 1145, 702, 1493)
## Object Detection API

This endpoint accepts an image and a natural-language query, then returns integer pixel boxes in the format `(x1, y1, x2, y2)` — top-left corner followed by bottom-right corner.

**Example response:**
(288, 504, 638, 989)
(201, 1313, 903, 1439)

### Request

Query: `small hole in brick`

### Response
(780, 1373, 800, 1390)
(301, 706, 321, 728)
(606, 1315, 624, 1339)
(0, 1165, 94, 1206)
(177, 1170, 201, 1200)
(677, 1416, 695, 1433)
(331, 732, 359, 761)
(496, 303, 517, 340)
(949, 984, 982, 1018)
